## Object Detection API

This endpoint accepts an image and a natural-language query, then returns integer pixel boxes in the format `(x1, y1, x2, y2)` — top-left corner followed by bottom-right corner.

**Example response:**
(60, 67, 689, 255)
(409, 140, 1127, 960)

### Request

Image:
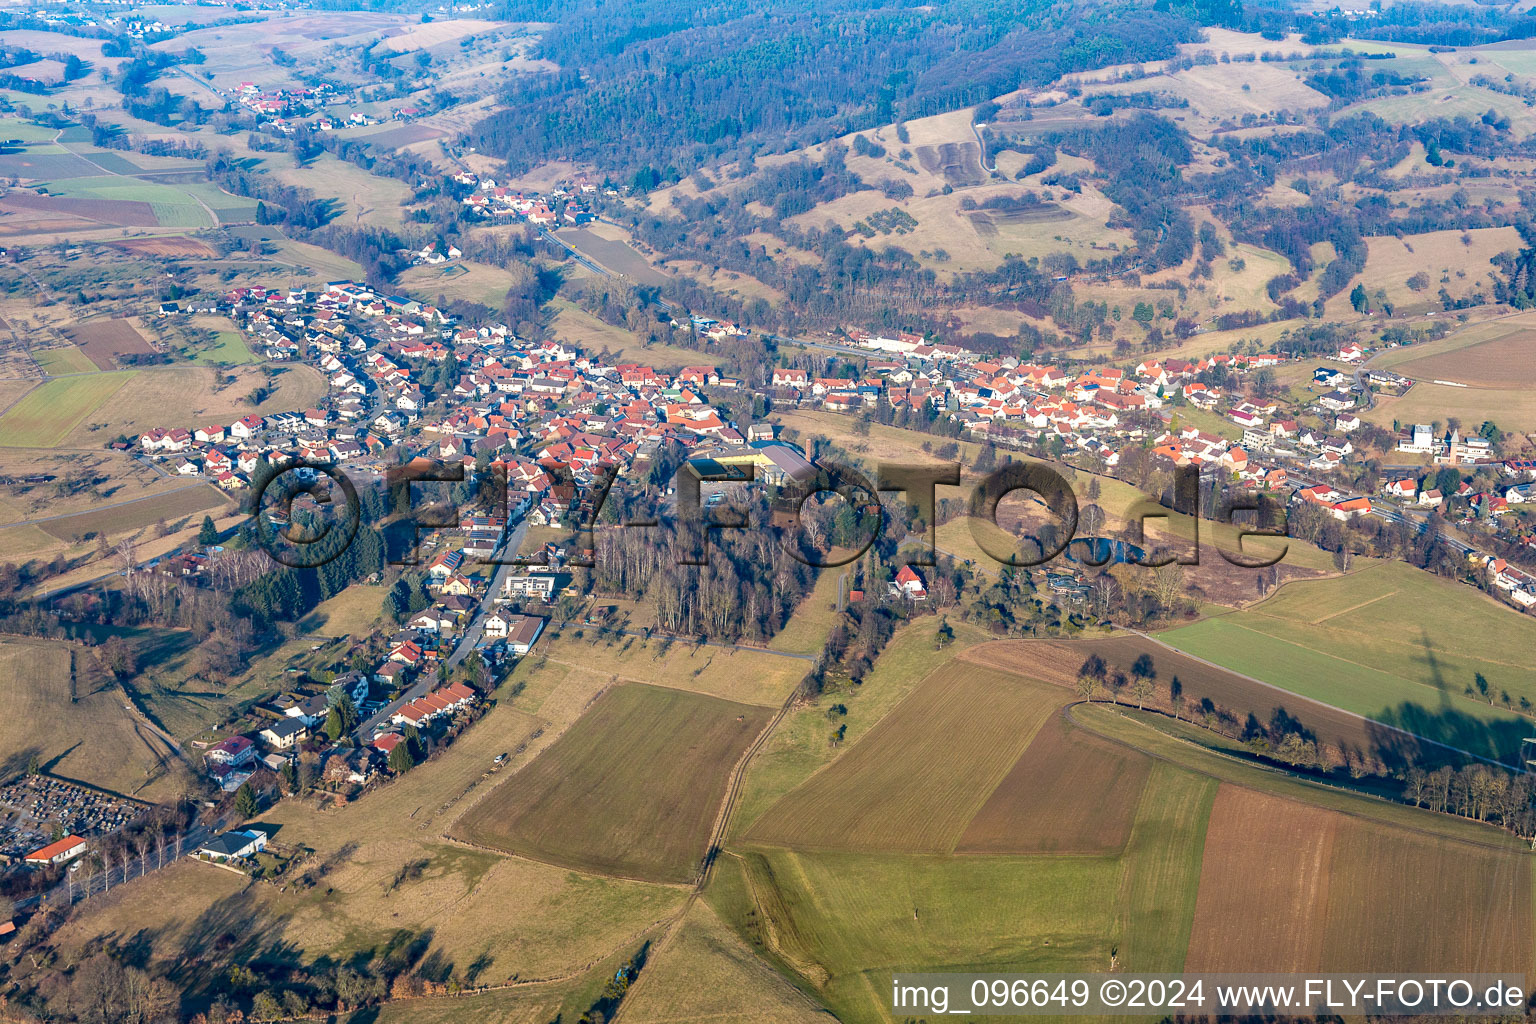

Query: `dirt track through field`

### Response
(1309, 589, 1397, 625)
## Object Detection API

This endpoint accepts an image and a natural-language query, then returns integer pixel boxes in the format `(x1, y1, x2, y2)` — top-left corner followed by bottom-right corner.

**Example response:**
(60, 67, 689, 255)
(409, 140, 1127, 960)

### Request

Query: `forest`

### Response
(471, 0, 1210, 177)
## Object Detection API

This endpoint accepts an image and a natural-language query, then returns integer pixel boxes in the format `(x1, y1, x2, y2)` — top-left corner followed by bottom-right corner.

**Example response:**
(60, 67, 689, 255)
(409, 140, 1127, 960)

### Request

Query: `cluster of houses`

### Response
(127, 269, 1536, 616)
(452, 171, 599, 225)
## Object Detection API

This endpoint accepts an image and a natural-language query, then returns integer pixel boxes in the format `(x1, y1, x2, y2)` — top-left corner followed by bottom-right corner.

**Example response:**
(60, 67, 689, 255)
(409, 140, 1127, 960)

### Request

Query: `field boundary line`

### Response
(1308, 589, 1398, 625)
(610, 666, 821, 1023)
(0, 379, 40, 418)
(1066, 702, 1526, 853)
(15, 479, 216, 526)
(1123, 627, 1517, 768)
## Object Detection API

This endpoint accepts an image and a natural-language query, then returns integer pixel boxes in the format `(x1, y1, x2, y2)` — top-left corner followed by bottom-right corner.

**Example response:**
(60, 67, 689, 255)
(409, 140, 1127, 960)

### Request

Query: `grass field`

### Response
(397, 261, 522, 308)
(623, 902, 829, 1024)
(0, 636, 178, 798)
(724, 848, 1126, 1017)
(958, 635, 1422, 767)
(455, 683, 772, 883)
(30, 344, 96, 375)
(1364, 379, 1536, 432)
(531, 628, 808, 707)
(766, 568, 843, 656)
(1322, 227, 1517, 318)
(271, 154, 411, 229)
(187, 315, 258, 365)
(37, 483, 229, 542)
(744, 662, 1060, 853)
(54, 364, 326, 448)
(0, 371, 136, 446)
(1072, 702, 1527, 847)
(722, 761, 1215, 1022)
(1156, 561, 1536, 761)
(548, 299, 714, 369)
(0, 448, 186, 523)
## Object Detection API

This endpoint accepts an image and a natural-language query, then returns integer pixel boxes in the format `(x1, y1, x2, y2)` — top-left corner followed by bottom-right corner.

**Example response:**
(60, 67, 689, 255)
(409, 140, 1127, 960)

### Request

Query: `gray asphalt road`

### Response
(354, 518, 530, 738)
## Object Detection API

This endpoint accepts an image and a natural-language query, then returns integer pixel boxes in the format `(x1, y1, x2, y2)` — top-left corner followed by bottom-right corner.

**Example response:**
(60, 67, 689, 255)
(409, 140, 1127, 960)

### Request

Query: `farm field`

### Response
(37, 483, 229, 542)
(1385, 327, 1536, 388)
(558, 224, 671, 286)
(61, 318, 156, 369)
(730, 616, 996, 837)
(1363, 376, 1536, 432)
(0, 190, 158, 229)
(721, 763, 1215, 1023)
(0, 371, 136, 446)
(38, 176, 216, 228)
(1156, 561, 1536, 760)
(957, 635, 1439, 768)
(454, 683, 772, 883)
(954, 712, 1152, 854)
(1185, 785, 1531, 972)
(0, 636, 178, 799)
(55, 364, 326, 448)
(744, 662, 1060, 853)
(0, 448, 187, 521)
(531, 628, 807, 707)
(106, 235, 219, 258)
(29, 345, 95, 375)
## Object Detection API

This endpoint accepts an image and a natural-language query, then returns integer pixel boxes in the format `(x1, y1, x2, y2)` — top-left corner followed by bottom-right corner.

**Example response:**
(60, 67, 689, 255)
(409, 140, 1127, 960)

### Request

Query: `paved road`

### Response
(540, 228, 612, 278)
(353, 518, 530, 739)
(446, 518, 530, 671)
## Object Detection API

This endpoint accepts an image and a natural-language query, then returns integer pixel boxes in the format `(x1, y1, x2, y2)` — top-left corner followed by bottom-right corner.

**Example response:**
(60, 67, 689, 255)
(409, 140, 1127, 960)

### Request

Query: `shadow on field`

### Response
(1364, 631, 1531, 767)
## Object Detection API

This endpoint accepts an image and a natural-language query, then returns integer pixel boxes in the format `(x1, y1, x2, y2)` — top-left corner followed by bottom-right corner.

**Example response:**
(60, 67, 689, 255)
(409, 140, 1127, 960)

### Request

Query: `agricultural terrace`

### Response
(455, 684, 772, 883)
(1157, 561, 1536, 761)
